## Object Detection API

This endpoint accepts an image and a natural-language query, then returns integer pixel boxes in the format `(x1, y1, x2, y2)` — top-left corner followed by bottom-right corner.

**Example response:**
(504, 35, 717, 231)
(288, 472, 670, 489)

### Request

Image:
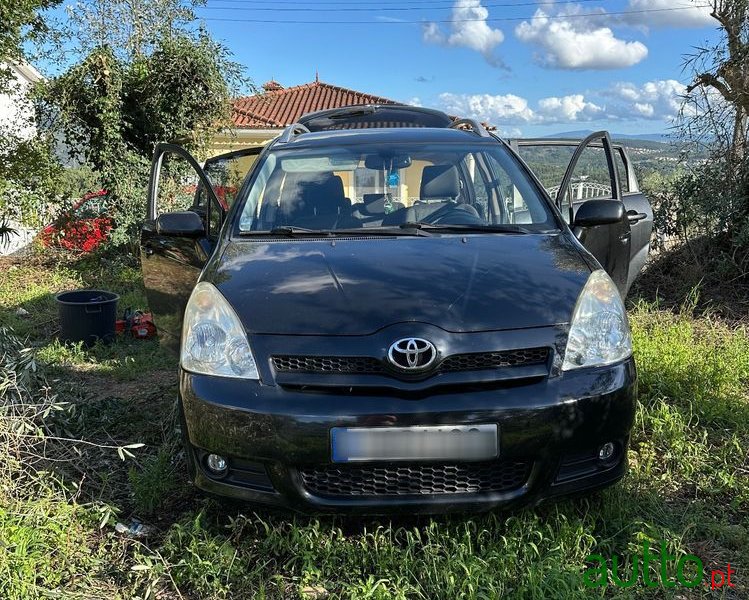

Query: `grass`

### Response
(0, 252, 747, 599)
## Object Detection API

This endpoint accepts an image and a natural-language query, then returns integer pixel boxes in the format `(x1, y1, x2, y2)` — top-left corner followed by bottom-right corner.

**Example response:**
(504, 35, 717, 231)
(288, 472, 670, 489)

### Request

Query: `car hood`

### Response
(210, 233, 591, 335)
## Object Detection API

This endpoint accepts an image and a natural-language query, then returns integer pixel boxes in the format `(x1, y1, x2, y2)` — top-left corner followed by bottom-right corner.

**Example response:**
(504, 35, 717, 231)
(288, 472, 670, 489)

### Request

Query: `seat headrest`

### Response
(315, 174, 346, 215)
(281, 173, 346, 217)
(420, 165, 460, 200)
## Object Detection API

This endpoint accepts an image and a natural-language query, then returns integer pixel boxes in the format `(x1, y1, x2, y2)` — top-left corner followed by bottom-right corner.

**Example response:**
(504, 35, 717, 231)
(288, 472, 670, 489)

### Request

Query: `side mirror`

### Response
(573, 199, 624, 228)
(156, 211, 205, 237)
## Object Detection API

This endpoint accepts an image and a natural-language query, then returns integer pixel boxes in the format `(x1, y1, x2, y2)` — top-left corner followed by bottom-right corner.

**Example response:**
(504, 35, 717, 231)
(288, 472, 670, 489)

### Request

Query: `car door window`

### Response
(153, 152, 228, 240)
(557, 145, 615, 223)
(154, 153, 202, 217)
(485, 153, 542, 225)
(203, 152, 259, 210)
(614, 148, 631, 194)
(515, 145, 576, 200)
(463, 154, 491, 220)
(194, 148, 263, 237)
(515, 142, 618, 224)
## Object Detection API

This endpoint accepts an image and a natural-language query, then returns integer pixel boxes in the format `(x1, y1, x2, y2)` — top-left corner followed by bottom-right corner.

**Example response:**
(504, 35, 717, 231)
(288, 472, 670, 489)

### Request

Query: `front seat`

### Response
(383, 164, 465, 225)
(286, 173, 354, 229)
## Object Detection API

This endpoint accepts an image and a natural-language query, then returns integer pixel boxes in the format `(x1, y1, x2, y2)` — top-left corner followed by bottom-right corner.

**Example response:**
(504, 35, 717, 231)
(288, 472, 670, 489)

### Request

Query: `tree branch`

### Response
(687, 72, 734, 102)
(711, 1, 744, 59)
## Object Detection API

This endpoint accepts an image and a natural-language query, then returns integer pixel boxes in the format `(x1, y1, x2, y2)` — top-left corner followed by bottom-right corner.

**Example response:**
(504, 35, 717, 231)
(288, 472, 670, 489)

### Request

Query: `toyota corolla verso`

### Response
(140, 105, 653, 513)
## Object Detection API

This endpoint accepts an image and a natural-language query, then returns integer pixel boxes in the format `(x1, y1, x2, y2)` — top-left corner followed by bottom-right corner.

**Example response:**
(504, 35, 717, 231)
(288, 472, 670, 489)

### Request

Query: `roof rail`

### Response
(277, 123, 311, 144)
(449, 118, 491, 138)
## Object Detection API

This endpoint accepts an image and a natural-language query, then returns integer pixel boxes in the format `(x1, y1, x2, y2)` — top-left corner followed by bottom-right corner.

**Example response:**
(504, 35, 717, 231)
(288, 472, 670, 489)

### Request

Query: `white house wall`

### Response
(0, 61, 42, 141)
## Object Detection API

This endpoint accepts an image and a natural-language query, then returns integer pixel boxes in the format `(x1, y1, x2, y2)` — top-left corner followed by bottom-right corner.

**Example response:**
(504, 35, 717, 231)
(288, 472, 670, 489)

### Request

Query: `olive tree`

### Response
(685, 0, 749, 161)
(656, 0, 749, 275)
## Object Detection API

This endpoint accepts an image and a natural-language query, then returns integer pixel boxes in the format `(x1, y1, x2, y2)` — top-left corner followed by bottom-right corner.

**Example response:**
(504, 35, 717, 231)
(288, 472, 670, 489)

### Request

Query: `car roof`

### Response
(270, 127, 500, 149)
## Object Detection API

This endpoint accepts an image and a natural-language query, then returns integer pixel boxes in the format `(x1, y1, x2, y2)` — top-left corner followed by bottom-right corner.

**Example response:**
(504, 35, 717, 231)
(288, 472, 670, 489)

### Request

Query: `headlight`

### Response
(181, 282, 259, 379)
(562, 270, 632, 371)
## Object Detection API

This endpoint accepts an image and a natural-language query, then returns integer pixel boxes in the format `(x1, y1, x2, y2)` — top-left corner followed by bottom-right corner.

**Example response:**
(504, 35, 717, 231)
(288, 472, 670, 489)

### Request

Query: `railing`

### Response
(546, 181, 612, 200)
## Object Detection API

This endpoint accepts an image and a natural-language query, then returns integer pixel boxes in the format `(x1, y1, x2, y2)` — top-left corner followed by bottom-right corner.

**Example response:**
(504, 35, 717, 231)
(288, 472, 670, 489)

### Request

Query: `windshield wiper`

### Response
(331, 227, 431, 237)
(238, 226, 429, 238)
(399, 222, 537, 234)
(239, 226, 332, 237)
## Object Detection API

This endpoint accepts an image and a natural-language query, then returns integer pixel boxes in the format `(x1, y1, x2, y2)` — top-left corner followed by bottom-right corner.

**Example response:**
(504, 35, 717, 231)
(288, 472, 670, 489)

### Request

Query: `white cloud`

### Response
(440, 92, 534, 123)
(624, 0, 714, 28)
(538, 95, 603, 121)
(439, 92, 601, 125)
(602, 79, 686, 121)
(438, 79, 686, 126)
(423, 0, 505, 67)
(515, 7, 648, 69)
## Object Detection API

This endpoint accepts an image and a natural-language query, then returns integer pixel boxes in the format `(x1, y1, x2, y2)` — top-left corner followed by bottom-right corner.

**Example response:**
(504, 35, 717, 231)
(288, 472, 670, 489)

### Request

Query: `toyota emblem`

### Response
(387, 338, 437, 371)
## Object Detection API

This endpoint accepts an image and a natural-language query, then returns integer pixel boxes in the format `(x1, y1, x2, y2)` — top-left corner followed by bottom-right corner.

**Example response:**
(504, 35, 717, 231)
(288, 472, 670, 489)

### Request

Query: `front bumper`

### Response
(180, 358, 636, 514)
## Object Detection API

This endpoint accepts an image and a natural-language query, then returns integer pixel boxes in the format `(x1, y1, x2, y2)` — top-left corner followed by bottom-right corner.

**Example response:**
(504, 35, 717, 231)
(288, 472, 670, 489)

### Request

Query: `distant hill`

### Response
(548, 130, 671, 144)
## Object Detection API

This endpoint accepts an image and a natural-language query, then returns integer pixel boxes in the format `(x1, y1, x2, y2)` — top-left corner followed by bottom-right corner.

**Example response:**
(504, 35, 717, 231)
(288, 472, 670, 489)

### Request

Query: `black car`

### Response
(140, 105, 653, 513)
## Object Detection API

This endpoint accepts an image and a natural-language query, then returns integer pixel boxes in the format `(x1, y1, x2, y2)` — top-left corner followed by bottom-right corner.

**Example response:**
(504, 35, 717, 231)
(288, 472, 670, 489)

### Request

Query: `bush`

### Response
(646, 152, 749, 272)
(38, 32, 244, 254)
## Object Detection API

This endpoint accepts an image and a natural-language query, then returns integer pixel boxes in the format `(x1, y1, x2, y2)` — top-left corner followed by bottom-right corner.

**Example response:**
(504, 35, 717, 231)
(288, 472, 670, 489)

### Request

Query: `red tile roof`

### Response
(231, 80, 397, 129)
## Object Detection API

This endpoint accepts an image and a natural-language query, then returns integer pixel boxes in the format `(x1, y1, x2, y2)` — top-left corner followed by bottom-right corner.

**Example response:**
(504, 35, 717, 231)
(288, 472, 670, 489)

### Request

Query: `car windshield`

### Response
(236, 142, 557, 233)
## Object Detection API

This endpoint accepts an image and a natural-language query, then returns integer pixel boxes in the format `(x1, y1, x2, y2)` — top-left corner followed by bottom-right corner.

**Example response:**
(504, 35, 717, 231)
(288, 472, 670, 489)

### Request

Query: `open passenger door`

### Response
(140, 144, 262, 348)
(511, 132, 652, 296)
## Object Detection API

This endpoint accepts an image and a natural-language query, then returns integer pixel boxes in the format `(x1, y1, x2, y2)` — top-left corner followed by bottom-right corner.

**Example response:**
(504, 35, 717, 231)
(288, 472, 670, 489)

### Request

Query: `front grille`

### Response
(273, 355, 384, 374)
(272, 348, 549, 376)
(439, 348, 549, 372)
(300, 461, 530, 497)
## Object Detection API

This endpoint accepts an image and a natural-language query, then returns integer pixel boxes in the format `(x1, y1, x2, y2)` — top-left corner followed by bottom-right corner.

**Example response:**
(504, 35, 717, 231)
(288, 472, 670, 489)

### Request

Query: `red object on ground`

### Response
(39, 190, 114, 252)
(116, 310, 157, 339)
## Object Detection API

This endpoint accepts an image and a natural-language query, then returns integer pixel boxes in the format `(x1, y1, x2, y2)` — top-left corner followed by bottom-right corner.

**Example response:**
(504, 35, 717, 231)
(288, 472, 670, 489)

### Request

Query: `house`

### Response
(0, 60, 43, 141)
(0, 61, 44, 256)
(210, 77, 397, 156)
(208, 78, 493, 208)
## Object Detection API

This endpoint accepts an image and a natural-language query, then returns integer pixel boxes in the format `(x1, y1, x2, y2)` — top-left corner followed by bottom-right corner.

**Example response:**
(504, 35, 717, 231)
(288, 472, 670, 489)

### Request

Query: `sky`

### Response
(45, 0, 723, 137)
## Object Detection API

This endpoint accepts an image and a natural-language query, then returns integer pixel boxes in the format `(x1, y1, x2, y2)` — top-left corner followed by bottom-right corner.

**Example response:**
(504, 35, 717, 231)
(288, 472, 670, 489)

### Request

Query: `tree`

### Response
(0, 0, 60, 85)
(686, 0, 749, 161)
(61, 0, 204, 62)
(0, 0, 66, 245)
(36, 1, 249, 251)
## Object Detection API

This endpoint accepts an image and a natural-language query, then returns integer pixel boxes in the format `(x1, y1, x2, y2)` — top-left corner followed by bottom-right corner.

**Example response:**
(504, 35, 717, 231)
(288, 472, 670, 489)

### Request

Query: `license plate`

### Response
(331, 424, 498, 463)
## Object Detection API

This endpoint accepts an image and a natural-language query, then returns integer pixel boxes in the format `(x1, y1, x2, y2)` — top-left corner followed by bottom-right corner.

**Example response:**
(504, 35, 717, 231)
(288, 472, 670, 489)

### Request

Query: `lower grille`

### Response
(300, 461, 530, 497)
(272, 348, 549, 376)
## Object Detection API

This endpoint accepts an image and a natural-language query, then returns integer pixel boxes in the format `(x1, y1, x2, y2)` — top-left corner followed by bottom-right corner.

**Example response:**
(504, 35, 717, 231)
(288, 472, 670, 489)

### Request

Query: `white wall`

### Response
(0, 62, 45, 255)
(0, 61, 43, 140)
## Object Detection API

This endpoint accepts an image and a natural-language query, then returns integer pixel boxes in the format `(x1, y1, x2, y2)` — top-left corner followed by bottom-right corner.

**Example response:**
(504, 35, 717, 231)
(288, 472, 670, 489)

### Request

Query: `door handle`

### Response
(627, 210, 647, 224)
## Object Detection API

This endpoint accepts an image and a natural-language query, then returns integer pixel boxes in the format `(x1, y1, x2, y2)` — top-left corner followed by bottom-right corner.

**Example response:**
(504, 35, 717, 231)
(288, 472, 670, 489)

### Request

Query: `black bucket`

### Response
(55, 289, 120, 347)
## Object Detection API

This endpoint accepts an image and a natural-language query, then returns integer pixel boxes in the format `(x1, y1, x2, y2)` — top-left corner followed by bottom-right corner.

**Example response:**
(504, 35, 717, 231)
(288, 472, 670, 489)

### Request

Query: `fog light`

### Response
(206, 453, 228, 476)
(598, 442, 616, 461)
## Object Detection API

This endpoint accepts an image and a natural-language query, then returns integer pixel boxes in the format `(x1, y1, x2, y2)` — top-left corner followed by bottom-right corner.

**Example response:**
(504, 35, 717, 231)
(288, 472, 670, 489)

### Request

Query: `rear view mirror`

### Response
(156, 211, 205, 237)
(364, 154, 412, 170)
(573, 200, 624, 228)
